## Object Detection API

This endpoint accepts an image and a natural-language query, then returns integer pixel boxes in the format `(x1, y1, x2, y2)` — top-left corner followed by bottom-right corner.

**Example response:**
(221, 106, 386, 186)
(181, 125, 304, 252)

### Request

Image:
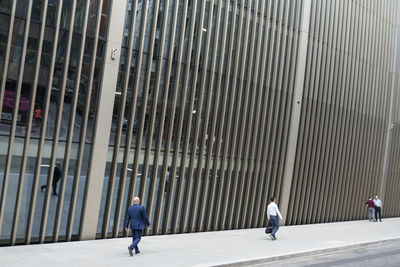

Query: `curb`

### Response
(213, 237, 400, 267)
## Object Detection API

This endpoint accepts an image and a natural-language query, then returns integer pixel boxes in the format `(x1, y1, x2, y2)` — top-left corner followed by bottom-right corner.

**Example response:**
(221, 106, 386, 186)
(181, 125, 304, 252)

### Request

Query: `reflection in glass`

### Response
(0, 0, 111, 245)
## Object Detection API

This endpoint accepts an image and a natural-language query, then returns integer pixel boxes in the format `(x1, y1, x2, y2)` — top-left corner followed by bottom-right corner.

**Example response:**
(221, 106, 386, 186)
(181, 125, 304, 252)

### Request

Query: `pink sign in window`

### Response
(2, 91, 30, 112)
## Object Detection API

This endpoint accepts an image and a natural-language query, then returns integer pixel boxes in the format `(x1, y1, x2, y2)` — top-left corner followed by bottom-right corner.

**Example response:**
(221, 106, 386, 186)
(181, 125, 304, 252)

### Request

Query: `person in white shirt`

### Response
(267, 196, 283, 240)
(374, 195, 382, 222)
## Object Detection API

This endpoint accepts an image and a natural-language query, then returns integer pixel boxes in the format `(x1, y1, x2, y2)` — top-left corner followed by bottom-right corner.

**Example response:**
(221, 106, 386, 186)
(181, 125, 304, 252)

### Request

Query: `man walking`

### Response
(267, 196, 283, 240)
(40, 162, 62, 196)
(164, 167, 170, 193)
(374, 195, 382, 222)
(125, 197, 150, 256)
(366, 196, 376, 222)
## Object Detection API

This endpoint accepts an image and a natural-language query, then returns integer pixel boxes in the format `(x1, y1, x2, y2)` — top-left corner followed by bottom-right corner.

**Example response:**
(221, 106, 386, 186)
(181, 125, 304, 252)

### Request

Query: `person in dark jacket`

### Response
(40, 162, 62, 196)
(366, 196, 376, 222)
(125, 197, 150, 256)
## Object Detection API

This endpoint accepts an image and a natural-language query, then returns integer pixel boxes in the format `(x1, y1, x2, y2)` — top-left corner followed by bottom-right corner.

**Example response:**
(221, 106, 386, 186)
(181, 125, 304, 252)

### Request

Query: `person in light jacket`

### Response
(267, 196, 283, 240)
(373, 195, 382, 222)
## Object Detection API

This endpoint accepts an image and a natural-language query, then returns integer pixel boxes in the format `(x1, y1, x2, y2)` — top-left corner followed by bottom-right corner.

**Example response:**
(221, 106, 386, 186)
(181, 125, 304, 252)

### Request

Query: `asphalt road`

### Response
(261, 240, 400, 267)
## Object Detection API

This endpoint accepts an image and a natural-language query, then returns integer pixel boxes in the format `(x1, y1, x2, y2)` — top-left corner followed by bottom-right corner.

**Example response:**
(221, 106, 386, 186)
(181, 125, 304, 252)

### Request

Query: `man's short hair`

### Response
(270, 196, 276, 202)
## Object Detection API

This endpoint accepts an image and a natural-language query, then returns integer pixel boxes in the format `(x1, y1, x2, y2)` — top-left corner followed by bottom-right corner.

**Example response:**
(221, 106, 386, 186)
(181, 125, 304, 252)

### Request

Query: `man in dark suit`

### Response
(125, 196, 150, 256)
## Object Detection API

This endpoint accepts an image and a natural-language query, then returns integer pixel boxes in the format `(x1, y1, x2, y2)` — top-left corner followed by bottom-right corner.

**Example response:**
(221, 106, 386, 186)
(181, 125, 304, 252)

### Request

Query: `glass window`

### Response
(0, 0, 12, 11)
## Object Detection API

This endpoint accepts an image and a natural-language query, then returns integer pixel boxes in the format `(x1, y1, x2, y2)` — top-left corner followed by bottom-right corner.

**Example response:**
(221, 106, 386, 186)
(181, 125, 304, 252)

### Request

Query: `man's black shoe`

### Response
(40, 185, 45, 192)
(135, 251, 140, 254)
(128, 247, 133, 256)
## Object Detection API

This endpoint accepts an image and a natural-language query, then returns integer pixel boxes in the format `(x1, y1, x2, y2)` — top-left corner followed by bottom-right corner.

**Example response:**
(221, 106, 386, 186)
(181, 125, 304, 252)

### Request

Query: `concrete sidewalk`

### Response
(1, 218, 399, 267)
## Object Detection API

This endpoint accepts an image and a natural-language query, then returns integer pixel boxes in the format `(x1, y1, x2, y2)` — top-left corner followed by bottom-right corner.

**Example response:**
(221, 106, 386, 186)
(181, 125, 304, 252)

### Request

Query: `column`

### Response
(79, 0, 126, 240)
(279, 0, 312, 225)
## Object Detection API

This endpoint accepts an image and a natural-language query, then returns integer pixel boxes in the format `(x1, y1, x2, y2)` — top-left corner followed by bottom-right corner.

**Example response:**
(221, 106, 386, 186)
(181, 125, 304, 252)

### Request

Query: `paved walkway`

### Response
(1, 218, 399, 267)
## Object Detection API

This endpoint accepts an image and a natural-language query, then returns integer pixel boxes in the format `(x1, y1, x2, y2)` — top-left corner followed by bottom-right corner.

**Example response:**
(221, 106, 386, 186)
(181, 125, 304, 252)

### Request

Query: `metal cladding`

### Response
(0, 0, 399, 246)
(286, 0, 400, 225)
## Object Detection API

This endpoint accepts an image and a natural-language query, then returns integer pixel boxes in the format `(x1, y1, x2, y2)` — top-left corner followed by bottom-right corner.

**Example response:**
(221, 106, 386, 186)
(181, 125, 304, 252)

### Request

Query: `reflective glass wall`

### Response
(0, 0, 110, 245)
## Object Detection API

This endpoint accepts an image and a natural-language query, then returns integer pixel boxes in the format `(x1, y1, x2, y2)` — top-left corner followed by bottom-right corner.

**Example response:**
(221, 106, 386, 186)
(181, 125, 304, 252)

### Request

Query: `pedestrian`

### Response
(267, 196, 283, 240)
(366, 196, 376, 222)
(374, 195, 382, 222)
(125, 196, 150, 256)
(164, 167, 170, 193)
(40, 162, 62, 196)
(34, 107, 42, 122)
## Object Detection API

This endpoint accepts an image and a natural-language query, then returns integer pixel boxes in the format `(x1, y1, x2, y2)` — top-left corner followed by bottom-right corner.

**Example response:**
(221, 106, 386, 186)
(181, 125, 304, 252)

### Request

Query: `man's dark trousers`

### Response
(130, 229, 142, 253)
(270, 215, 279, 238)
(41, 166, 61, 195)
(375, 207, 382, 221)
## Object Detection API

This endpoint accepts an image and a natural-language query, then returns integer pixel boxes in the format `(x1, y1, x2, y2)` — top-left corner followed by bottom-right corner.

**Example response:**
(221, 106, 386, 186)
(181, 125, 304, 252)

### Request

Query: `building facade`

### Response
(0, 0, 399, 246)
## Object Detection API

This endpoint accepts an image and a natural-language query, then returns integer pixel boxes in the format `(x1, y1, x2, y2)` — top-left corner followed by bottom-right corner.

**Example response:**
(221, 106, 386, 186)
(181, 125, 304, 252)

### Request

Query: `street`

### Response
(265, 240, 400, 267)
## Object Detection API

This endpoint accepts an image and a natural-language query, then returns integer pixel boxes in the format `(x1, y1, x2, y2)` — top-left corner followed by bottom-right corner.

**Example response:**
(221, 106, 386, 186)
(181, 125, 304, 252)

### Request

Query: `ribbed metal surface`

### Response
(286, 0, 398, 225)
(385, 77, 400, 216)
(382, 0, 400, 220)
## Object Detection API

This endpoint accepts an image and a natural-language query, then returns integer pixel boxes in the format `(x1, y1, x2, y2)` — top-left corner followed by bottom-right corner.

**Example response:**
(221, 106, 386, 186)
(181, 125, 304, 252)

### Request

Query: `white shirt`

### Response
(267, 202, 282, 220)
(374, 199, 382, 207)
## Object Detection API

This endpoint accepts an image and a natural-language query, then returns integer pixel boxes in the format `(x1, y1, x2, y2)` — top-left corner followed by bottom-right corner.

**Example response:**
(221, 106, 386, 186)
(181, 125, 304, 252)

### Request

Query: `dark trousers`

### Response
(130, 229, 142, 253)
(40, 183, 58, 195)
(375, 207, 382, 221)
(270, 215, 279, 238)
